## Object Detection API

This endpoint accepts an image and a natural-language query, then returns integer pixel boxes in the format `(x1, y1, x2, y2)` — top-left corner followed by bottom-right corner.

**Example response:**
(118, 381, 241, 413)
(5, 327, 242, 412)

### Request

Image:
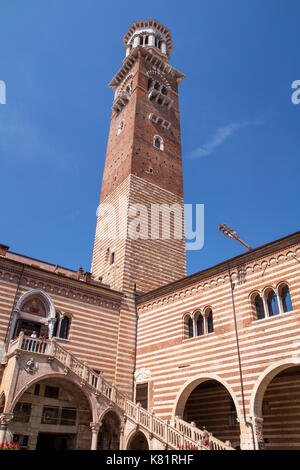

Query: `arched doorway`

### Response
(97, 411, 120, 450)
(9, 377, 92, 450)
(259, 366, 300, 449)
(175, 378, 240, 448)
(127, 431, 149, 450)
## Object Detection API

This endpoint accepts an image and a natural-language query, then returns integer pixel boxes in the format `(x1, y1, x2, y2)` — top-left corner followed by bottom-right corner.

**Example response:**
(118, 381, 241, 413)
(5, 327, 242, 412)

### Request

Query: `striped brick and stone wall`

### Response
(0, 253, 125, 391)
(135, 232, 300, 449)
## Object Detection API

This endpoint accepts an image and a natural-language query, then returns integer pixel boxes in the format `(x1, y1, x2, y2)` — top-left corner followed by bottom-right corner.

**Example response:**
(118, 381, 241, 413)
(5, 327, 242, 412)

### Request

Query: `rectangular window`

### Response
(44, 386, 59, 399)
(136, 383, 148, 410)
(110, 252, 115, 264)
(14, 403, 32, 423)
(41, 406, 59, 425)
(60, 408, 77, 426)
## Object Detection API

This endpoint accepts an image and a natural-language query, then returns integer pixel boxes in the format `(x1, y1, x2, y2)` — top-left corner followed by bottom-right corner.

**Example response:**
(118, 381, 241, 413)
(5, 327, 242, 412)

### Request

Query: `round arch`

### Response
(249, 359, 300, 418)
(98, 406, 123, 426)
(172, 373, 242, 421)
(9, 372, 97, 422)
(97, 410, 121, 450)
(125, 429, 150, 450)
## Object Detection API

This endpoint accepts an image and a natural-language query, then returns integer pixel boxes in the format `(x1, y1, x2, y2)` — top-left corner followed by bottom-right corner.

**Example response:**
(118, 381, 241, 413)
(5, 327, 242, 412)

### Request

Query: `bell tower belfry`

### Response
(92, 20, 186, 293)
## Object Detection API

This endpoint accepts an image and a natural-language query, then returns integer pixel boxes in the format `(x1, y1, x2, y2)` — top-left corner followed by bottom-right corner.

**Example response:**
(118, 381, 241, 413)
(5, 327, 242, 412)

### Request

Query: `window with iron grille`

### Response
(14, 403, 32, 423)
(41, 406, 59, 425)
(60, 408, 77, 426)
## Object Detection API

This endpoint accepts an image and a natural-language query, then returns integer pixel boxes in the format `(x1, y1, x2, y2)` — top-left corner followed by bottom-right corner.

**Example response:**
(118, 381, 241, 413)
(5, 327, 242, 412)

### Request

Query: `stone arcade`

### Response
(0, 20, 300, 450)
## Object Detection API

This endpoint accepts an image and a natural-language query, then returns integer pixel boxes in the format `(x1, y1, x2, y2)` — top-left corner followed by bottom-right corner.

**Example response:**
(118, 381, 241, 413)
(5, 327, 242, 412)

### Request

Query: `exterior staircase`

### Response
(7, 334, 234, 450)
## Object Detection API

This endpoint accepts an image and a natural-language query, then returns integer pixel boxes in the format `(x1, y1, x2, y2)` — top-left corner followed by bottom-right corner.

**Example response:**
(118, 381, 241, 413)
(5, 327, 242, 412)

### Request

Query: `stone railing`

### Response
(8, 334, 234, 450)
(174, 416, 234, 451)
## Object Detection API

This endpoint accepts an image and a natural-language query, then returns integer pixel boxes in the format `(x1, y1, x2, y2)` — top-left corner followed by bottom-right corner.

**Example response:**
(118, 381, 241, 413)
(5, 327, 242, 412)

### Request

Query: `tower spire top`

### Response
(123, 19, 173, 59)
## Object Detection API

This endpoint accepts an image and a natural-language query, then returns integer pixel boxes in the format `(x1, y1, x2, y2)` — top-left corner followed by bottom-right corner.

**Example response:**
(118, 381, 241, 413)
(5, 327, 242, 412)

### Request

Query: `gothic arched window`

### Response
(117, 120, 124, 135)
(280, 284, 293, 312)
(52, 312, 60, 337)
(153, 135, 164, 151)
(148, 78, 153, 90)
(184, 315, 193, 339)
(254, 294, 265, 320)
(196, 315, 204, 336)
(207, 309, 214, 334)
(188, 317, 194, 338)
(266, 290, 280, 317)
(59, 316, 70, 339)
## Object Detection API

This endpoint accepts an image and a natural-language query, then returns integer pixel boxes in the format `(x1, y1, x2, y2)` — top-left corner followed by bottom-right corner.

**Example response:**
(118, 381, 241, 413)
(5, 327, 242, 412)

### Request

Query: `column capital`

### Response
(90, 422, 100, 433)
(0, 413, 14, 427)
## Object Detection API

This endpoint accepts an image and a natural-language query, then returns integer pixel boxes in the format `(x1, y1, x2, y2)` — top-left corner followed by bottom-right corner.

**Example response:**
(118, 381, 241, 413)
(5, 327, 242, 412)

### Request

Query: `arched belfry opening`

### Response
(97, 411, 120, 450)
(127, 431, 149, 450)
(258, 366, 300, 449)
(175, 378, 240, 448)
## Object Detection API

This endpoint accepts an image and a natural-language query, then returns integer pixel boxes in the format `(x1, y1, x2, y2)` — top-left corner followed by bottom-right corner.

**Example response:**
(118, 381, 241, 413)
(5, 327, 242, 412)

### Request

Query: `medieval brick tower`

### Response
(92, 20, 186, 293)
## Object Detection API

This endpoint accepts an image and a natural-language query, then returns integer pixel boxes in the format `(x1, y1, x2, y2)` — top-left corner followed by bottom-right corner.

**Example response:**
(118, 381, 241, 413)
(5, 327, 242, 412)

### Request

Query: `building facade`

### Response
(0, 20, 299, 451)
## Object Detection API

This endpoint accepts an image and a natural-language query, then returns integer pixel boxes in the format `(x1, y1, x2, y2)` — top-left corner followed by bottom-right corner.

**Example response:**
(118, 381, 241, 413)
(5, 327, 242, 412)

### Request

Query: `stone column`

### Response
(149, 34, 155, 47)
(262, 294, 269, 318)
(0, 413, 13, 444)
(133, 35, 140, 48)
(126, 46, 131, 57)
(251, 416, 265, 450)
(119, 417, 126, 450)
(161, 41, 167, 54)
(90, 422, 100, 450)
(8, 310, 19, 342)
(239, 416, 264, 450)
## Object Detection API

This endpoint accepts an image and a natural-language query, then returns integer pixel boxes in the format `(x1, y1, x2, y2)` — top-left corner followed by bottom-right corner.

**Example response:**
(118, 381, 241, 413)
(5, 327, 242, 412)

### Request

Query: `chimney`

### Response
(0, 244, 10, 257)
(77, 267, 84, 280)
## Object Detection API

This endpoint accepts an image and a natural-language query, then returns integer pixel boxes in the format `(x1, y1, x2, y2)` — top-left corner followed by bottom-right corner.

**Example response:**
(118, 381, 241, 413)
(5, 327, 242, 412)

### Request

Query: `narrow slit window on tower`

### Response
(110, 251, 115, 265)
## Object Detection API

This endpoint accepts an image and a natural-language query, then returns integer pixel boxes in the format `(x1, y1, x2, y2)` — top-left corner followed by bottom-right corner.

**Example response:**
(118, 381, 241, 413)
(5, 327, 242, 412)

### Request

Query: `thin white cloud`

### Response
(189, 118, 263, 159)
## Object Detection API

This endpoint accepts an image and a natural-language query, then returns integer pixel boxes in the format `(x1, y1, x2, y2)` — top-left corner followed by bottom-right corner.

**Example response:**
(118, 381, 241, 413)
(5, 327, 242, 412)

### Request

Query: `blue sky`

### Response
(0, 0, 299, 277)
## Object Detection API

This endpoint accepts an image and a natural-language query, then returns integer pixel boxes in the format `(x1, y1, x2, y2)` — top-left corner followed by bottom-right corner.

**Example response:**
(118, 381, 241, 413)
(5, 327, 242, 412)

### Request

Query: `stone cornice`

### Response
(109, 47, 185, 89)
(136, 231, 300, 308)
(0, 259, 123, 311)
